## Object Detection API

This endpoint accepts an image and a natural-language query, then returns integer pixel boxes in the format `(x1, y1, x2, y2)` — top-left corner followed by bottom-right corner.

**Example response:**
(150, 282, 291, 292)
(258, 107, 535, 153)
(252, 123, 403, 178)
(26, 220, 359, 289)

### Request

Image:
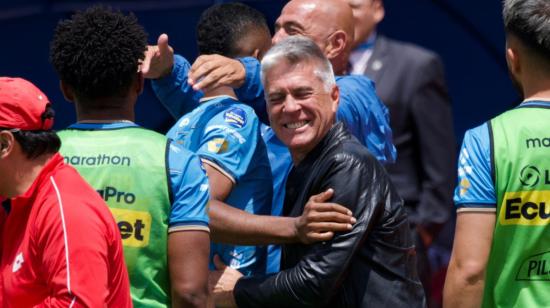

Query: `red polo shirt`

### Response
(0, 153, 132, 307)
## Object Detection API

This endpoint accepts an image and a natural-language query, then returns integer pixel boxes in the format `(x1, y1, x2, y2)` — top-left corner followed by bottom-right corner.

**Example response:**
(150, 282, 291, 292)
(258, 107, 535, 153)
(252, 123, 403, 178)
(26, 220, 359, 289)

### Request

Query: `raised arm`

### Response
(189, 56, 269, 124)
(143, 34, 203, 118)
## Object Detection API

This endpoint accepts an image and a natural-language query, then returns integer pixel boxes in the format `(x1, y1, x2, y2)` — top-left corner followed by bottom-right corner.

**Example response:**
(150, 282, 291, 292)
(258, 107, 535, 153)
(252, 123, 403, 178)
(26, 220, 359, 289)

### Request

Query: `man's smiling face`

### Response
(265, 60, 339, 162)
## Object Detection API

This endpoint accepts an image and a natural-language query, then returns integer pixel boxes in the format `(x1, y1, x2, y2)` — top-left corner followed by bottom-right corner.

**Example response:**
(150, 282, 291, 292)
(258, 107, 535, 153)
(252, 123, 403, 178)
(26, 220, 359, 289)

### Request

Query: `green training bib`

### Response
(485, 106, 550, 307)
(59, 127, 172, 307)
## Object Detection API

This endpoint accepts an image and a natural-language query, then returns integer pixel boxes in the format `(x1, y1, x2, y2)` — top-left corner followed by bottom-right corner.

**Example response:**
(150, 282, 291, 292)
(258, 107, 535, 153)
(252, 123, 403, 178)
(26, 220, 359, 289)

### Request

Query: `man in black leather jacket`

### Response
(210, 36, 425, 308)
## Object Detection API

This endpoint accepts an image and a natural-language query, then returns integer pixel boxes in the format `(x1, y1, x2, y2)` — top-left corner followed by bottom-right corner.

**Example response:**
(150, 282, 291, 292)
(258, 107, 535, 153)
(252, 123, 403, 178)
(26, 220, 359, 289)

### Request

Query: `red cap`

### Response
(0, 77, 54, 131)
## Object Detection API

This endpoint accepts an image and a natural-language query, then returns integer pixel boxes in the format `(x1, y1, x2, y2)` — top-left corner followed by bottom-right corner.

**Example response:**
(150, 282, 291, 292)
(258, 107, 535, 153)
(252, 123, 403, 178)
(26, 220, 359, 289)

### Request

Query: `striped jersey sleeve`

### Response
(453, 123, 497, 211)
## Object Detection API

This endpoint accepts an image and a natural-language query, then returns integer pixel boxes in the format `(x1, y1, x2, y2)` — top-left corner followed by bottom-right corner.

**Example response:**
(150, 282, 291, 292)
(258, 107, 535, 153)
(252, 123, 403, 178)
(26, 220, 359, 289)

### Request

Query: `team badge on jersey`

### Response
(224, 107, 247, 129)
(179, 117, 190, 127)
(207, 138, 229, 154)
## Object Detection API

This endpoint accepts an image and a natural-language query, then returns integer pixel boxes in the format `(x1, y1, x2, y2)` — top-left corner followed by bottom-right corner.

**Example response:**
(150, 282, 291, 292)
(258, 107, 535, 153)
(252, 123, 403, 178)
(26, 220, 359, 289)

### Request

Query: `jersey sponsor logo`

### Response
(499, 191, 550, 225)
(525, 137, 550, 149)
(97, 186, 136, 204)
(516, 251, 550, 281)
(519, 165, 543, 187)
(205, 125, 246, 144)
(64, 154, 131, 167)
(207, 138, 229, 154)
(12, 252, 23, 273)
(224, 107, 247, 129)
(110, 208, 151, 248)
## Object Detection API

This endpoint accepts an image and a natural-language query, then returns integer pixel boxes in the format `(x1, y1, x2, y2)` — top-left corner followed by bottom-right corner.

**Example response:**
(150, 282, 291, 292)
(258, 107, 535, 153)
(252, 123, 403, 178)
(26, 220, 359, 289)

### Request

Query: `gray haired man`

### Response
(210, 36, 425, 308)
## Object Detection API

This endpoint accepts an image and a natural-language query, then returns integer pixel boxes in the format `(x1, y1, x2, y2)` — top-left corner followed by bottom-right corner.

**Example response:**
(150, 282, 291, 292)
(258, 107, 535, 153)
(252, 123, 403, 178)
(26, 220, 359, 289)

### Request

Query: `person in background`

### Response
(0, 77, 131, 307)
(444, 0, 550, 306)
(346, 0, 456, 300)
(50, 6, 210, 307)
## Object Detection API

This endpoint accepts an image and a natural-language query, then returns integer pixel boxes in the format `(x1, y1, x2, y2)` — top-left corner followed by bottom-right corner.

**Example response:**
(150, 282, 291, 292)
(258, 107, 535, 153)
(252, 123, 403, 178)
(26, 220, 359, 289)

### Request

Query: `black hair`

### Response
(503, 0, 550, 63)
(49, 6, 147, 104)
(197, 2, 269, 57)
(12, 130, 61, 160)
(1, 105, 60, 159)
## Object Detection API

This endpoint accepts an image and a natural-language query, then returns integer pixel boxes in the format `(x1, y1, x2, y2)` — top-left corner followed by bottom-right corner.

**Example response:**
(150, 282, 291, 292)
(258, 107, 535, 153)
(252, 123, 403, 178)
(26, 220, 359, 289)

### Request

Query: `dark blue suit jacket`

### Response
(360, 35, 456, 232)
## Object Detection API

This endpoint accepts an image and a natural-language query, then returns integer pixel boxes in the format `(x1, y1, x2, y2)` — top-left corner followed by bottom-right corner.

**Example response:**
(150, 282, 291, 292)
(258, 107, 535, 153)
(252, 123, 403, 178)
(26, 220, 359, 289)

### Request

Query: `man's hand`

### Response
(141, 33, 174, 79)
(295, 188, 356, 244)
(209, 255, 241, 308)
(188, 55, 246, 93)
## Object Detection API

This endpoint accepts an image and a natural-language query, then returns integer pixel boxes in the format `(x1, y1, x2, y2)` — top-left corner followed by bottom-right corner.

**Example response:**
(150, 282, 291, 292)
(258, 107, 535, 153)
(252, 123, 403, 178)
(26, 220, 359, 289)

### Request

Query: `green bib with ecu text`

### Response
(485, 106, 550, 307)
(59, 127, 172, 307)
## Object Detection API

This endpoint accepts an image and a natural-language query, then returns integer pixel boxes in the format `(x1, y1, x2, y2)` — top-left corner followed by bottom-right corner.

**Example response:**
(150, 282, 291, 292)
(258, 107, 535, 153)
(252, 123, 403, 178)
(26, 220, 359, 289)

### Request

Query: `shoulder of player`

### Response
(462, 122, 491, 154)
(207, 101, 259, 129)
(167, 141, 204, 172)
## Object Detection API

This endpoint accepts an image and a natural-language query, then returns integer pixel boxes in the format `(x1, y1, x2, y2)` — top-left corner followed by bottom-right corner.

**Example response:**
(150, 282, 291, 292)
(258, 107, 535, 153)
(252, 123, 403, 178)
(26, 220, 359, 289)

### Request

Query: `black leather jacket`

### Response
(234, 123, 425, 307)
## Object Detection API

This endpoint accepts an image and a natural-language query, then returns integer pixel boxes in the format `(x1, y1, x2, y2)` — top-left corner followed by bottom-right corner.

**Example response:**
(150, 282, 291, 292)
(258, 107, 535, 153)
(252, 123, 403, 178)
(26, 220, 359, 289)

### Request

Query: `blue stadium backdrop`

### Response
(0, 0, 519, 143)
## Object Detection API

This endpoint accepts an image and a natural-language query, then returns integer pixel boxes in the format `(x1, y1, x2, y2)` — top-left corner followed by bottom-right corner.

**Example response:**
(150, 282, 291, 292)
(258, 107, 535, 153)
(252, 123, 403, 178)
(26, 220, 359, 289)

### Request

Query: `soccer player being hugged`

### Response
(163, 3, 273, 275)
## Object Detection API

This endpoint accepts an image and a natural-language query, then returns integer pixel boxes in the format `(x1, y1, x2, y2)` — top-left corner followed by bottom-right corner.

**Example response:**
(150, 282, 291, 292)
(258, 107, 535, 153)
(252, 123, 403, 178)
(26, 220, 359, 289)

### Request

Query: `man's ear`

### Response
(330, 84, 340, 112)
(325, 30, 348, 61)
(506, 45, 521, 77)
(252, 48, 261, 60)
(0, 131, 15, 159)
(59, 80, 75, 103)
(372, 0, 386, 24)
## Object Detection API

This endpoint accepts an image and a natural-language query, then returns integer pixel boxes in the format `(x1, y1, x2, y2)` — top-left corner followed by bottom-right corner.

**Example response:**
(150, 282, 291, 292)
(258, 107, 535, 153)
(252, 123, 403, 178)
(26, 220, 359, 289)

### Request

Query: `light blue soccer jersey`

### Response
(152, 54, 396, 273)
(260, 125, 292, 273)
(454, 100, 550, 211)
(167, 96, 272, 275)
(453, 122, 496, 210)
(63, 122, 210, 229)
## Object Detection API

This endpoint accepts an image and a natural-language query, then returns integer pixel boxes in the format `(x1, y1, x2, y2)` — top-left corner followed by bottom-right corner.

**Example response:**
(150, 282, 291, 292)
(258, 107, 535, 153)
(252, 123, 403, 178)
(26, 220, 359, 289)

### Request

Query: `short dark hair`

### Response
(503, 0, 550, 60)
(1, 105, 60, 159)
(49, 6, 147, 104)
(197, 2, 269, 57)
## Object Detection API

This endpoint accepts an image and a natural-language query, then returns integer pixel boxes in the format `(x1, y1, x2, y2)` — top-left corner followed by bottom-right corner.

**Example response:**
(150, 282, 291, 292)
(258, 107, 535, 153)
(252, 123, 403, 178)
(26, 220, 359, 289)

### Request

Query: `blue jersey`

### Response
(151, 54, 396, 273)
(453, 122, 496, 211)
(167, 96, 272, 275)
(454, 100, 550, 211)
(152, 55, 203, 119)
(65, 122, 210, 229)
(260, 125, 292, 273)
